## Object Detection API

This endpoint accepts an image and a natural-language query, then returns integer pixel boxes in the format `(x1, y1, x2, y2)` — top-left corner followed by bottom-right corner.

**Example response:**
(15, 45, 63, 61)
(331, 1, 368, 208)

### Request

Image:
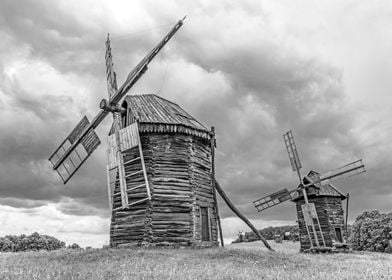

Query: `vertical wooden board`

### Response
(107, 134, 118, 170)
(118, 129, 123, 152)
(106, 164, 114, 211)
(119, 123, 139, 152)
(125, 124, 131, 150)
(130, 122, 139, 148)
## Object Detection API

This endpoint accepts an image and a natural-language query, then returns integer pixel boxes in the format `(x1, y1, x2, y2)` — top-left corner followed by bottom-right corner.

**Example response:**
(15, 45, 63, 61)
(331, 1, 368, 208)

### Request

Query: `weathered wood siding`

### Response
(191, 138, 218, 245)
(149, 134, 193, 246)
(110, 132, 218, 247)
(295, 196, 345, 251)
(324, 197, 345, 243)
(110, 143, 152, 246)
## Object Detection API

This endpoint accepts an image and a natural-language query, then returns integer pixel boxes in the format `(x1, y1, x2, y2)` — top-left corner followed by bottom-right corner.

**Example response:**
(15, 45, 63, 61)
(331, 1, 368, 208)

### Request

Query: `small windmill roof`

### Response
(292, 170, 347, 201)
(121, 94, 210, 139)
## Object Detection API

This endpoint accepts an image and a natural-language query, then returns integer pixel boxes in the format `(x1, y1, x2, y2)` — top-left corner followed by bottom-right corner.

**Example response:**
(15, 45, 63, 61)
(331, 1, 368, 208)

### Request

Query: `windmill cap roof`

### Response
(292, 170, 347, 201)
(121, 94, 210, 138)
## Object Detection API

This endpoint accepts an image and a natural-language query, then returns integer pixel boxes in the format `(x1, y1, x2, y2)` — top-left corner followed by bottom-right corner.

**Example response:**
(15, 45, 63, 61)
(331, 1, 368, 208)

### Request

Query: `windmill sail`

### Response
(314, 159, 365, 185)
(48, 116, 101, 183)
(105, 33, 129, 208)
(105, 34, 118, 99)
(253, 188, 294, 212)
(283, 130, 302, 172)
(49, 17, 185, 184)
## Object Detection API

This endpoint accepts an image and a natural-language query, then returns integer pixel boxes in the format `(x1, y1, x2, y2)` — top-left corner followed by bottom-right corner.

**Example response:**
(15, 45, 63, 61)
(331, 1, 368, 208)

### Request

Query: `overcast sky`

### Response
(1, 0, 391, 247)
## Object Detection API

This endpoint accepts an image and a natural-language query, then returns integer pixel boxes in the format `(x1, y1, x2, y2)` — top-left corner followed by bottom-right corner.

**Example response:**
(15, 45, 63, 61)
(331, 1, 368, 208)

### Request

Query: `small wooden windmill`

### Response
(253, 130, 365, 252)
(48, 18, 275, 250)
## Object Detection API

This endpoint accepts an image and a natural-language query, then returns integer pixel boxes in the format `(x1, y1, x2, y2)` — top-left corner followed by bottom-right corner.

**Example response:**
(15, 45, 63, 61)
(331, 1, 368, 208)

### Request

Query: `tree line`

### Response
(0, 232, 81, 252)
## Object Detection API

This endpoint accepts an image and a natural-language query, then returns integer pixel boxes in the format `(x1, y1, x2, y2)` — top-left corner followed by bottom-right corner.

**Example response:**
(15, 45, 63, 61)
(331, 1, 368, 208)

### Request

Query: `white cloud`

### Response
(0, 203, 109, 248)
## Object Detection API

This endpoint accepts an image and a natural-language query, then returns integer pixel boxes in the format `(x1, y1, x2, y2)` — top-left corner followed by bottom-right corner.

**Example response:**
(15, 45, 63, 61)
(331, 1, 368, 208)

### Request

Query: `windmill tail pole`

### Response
(214, 180, 275, 252)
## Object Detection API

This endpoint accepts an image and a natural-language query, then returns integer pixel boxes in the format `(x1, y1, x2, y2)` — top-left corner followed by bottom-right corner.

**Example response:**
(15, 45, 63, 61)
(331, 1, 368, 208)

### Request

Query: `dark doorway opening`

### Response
(335, 227, 343, 243)
(201, 207, 210, 241)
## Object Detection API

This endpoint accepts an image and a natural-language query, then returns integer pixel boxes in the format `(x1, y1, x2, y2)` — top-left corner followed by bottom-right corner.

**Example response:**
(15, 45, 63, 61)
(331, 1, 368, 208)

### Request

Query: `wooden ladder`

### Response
(301, 203, 326, 249)
(305, 217, 326, 249)
(107, 122, 151, 211)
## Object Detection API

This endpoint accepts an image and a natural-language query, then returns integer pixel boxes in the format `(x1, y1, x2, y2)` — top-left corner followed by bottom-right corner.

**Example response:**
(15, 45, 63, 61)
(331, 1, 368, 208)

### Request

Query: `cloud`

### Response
(0, 203, 109, 247)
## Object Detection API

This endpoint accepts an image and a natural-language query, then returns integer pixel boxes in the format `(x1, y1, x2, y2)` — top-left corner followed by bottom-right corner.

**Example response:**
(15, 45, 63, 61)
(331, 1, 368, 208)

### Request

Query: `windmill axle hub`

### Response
(99, 99, 125, 114)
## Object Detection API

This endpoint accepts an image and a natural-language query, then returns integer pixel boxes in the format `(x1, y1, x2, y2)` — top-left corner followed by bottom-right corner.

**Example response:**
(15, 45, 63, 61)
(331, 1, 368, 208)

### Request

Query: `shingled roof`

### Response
(292, 170, 347, 201)
(121, 94, 210, 139)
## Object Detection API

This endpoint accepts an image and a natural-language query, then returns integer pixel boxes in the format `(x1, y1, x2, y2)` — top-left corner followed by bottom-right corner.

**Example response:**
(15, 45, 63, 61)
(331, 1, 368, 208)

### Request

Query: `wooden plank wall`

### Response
(110, 133, 217, 247)
(110, 143, 151, 246)
(149, 135, 193, 246)
(324, 197, 345, 243)
(295, 197, 345, 250)
(191, 138, 218, 245)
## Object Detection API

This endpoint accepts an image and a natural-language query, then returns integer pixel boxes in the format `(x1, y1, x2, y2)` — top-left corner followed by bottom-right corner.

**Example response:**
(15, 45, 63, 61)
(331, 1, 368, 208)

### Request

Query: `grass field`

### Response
(0, 241, 391, 280)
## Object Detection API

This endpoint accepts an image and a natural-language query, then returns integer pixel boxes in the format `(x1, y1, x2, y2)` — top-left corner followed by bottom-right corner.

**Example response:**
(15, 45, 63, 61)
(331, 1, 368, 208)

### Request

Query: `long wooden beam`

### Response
(214, 180, 274, 252)
(210, 127, 224, 247)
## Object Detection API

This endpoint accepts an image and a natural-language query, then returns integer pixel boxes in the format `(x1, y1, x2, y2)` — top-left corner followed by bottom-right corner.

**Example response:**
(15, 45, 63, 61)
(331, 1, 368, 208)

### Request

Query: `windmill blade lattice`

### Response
(318, 159, 366, 185)
(283, 130, 302, 173)
(253, 188, 294, 212)
(48, 18, 185, 184)
(48, 116, 101, 183)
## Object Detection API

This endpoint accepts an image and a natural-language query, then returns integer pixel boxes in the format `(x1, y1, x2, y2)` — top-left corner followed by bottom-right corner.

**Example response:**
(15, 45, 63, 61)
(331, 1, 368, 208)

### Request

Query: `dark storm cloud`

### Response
(148, 7, 368, 221)
(0, 0, 179, 78)
(0, 0, 386, 225)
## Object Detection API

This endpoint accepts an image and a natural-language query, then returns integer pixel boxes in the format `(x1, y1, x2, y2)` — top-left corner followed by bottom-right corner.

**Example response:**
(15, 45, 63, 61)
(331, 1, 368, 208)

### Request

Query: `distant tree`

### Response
(0, 232, 65, 252)
(350, 210, 392, 253)
(231, 225, 299, 243)
(68, 243, 81, 249)
(0, 237, 14, 252)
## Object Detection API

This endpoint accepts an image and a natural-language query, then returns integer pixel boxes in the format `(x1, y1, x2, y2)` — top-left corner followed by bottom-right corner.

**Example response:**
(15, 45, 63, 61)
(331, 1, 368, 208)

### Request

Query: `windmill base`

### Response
(113, 241, 219, 249)
(304, 243, 352, 254)
(305, 246, 333, 254)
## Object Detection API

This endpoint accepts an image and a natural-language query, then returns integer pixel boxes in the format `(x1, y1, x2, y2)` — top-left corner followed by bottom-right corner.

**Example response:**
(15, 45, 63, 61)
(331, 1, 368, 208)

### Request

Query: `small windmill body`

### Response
(48, 18, 275, 249)
(253, 131, 365, 252)
(292, 170, 348, 250)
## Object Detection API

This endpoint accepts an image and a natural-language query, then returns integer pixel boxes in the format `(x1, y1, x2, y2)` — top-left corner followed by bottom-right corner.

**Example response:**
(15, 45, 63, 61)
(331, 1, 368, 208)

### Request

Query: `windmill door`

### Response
(335, 228, 343, 243)
(201, 207, 210, 241)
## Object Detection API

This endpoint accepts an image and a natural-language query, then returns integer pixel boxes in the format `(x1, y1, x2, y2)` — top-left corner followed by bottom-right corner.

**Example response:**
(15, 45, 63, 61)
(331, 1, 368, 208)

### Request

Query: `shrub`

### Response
(68, 243, 81, 249)
(231, 225, 299, 243)
(350, 210, 392, 253)
(0, 232, 65, 252)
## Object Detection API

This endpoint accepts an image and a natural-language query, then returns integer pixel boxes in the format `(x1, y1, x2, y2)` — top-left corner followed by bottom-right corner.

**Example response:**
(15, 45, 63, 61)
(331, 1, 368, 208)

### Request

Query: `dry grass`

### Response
(0, 241, 391, 280)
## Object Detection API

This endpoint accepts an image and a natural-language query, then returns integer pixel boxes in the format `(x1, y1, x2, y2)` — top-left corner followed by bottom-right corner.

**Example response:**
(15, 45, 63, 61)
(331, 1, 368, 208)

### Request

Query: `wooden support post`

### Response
(106, 164, 113, 211)
(345, 193, 350, 237)
(210, 127, 224, 247)
(114, 112, 128, 208)
(214, 180, 274, 252)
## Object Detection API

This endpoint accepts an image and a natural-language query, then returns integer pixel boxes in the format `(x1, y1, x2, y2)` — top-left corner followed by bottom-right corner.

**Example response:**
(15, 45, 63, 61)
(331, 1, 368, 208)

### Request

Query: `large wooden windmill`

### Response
(48, 18, 274, 250)
(253, 130, 365, 252)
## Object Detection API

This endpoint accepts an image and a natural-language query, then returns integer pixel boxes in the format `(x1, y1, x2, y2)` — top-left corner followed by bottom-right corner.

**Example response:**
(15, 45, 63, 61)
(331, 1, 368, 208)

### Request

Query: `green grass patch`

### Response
(0, 241, 391, 279)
